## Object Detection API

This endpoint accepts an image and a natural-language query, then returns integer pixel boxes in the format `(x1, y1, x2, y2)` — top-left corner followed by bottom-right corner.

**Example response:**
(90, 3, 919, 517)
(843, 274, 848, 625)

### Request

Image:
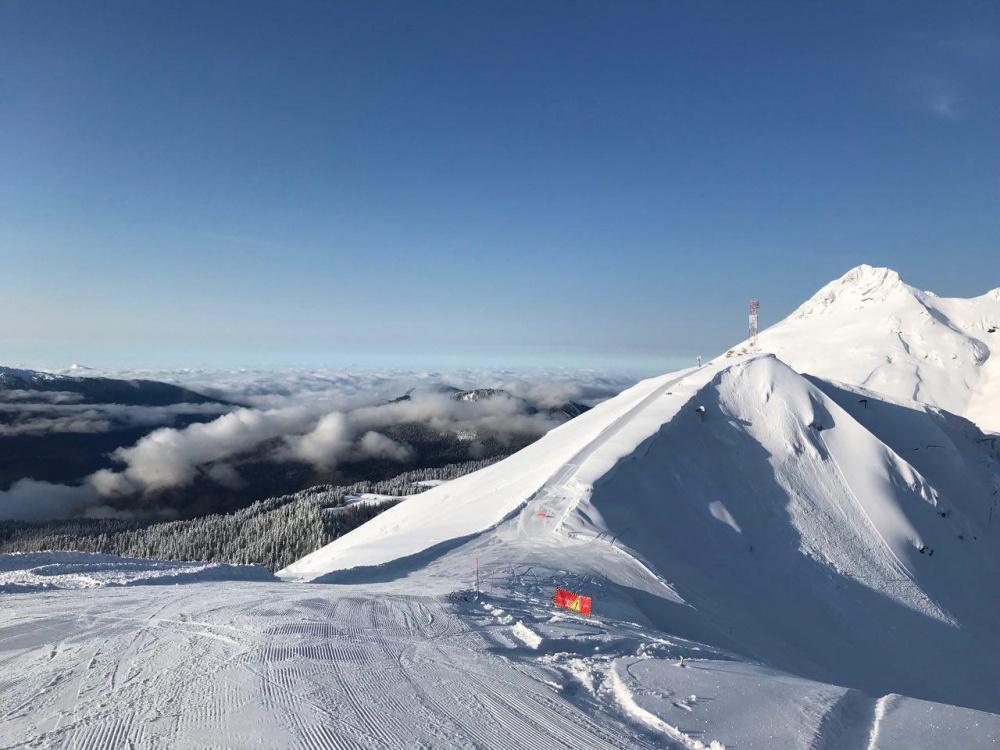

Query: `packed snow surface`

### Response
(3, 583, 999, 749)
(2, 582, 998, 748)
(0, 551, 275, 592)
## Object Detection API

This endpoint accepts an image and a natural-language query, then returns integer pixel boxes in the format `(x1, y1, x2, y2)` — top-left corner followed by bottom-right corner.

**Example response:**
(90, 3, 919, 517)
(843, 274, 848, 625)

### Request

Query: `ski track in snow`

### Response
(0, 584, 667, 749)
(607, 663, 723, 750)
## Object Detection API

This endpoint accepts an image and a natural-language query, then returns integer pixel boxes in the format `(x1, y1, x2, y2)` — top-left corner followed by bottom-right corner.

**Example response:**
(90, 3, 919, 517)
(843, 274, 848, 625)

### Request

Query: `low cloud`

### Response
(0, 390, 85, 404)
(0, 401, 230, 436)
(286, 412, 353, 469)
(513, 382, 614, 409)
(0, 414, 114, 436)
(358, 431, 414, 462)
(87, 390, 571, 499)
(76, 367, 636, 412)
(282, 419, 414, 468)
(90, 407, 315, 497)
(1, 368, 638, 519)
(0, 479, 98, 521)
(348, 390, 560, 437)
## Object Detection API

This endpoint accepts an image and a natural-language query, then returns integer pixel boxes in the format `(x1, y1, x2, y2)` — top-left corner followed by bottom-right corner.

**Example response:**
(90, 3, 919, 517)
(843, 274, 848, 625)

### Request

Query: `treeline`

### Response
(0, 458, 499, 571)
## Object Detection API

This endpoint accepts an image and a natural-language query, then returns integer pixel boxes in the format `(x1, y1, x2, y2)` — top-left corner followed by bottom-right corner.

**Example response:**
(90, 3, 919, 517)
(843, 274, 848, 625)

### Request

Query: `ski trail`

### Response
(606, 662, 719, 750)
(548, 367, 704, 533)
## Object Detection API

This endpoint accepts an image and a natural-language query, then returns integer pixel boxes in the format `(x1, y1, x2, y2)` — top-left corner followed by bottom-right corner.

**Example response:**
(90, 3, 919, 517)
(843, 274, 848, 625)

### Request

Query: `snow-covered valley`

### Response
(3, 266, 999, 748)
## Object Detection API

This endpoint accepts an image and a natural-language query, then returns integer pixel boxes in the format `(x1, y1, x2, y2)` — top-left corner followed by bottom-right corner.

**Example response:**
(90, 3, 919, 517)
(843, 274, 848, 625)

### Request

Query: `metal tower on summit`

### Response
(748, 298, 759, 348)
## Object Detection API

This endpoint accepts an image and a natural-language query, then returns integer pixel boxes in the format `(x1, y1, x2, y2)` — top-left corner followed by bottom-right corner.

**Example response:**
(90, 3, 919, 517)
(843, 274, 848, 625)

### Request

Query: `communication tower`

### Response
(748, 298, 759, 349)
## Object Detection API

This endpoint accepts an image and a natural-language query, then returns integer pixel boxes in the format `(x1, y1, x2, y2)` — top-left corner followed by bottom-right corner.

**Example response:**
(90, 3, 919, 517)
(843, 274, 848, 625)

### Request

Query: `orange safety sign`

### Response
(553, 587, 592, 616)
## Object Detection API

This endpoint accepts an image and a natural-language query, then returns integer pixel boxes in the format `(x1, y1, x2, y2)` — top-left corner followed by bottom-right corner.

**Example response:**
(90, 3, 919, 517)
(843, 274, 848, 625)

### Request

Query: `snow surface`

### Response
(4, 582, 997, 749)
(0, 551, 275, 592)
(3, 265, 999, 748)
(0, 584, 694, 748)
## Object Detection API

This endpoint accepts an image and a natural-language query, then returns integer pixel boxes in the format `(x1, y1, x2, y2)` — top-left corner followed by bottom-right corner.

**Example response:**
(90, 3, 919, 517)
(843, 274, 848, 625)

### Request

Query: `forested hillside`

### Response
(0, 458, 498, 571)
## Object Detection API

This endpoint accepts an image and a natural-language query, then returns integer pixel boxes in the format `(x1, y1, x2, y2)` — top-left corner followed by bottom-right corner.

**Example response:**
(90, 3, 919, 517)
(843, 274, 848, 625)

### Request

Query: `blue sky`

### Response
(1, 1, 998, 372)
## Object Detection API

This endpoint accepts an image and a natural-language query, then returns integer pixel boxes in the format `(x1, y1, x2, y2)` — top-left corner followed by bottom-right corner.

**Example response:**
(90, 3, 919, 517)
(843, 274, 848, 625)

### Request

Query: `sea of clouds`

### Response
(0, 367, 638, 521)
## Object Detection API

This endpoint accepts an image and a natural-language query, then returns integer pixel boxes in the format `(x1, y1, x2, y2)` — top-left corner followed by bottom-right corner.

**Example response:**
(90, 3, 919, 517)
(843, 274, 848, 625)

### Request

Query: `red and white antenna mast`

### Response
(748, 298, 759, 349)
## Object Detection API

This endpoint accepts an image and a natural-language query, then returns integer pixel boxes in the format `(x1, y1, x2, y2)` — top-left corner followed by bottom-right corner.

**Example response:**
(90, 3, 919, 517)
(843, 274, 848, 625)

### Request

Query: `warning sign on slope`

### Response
(553, 588, 592, 616)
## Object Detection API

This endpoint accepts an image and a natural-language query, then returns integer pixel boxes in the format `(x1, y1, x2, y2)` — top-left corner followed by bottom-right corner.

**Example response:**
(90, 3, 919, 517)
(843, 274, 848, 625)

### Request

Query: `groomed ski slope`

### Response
(5, 580, 997, 749)
(0, 584, 655, 749)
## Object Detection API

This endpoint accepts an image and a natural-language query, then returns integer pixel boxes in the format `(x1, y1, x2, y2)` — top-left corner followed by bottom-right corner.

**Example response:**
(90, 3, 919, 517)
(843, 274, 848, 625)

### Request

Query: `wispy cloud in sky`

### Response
(908, 74, 965, 120)
(900, 28, 1000, 121)
(935, 30, 1000, 65)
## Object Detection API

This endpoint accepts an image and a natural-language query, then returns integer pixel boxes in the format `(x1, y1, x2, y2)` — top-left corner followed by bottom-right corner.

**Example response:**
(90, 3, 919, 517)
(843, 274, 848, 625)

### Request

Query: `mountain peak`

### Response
(839, 264, 903, 288)
(759, 263, 1000, 432)
(792, 264, 909, 319)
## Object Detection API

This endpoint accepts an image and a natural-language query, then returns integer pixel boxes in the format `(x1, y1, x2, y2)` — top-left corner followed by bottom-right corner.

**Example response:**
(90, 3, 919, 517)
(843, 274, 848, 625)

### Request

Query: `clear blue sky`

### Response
(2, 1, 998, 371)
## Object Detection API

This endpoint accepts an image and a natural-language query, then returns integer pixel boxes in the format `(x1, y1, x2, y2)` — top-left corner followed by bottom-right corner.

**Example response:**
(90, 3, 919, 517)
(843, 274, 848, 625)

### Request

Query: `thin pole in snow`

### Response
(475, 558, 479, 599)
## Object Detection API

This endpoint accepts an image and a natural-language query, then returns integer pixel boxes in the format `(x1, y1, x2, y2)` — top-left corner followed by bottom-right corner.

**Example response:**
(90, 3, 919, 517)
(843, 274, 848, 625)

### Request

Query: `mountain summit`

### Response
(758, 265, 1000, 431)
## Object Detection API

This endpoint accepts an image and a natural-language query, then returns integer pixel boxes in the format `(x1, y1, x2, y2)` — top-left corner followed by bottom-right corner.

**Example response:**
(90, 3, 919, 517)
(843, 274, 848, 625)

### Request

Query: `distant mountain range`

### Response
(0, 368, 233, 488)
(0, 366, 231, 407)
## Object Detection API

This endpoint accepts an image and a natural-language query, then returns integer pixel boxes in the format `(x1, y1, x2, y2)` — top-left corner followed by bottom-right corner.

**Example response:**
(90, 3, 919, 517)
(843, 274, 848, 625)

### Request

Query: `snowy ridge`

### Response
(282, 352, 1000, 703)
(0, 366, 60, 386)
(279, 365, 701, 580)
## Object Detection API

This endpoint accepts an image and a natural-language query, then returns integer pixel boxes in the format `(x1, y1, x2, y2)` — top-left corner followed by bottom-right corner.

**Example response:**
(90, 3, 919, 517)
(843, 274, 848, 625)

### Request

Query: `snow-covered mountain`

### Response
(4, 266, 998, 749)
(755, 264, 1000, 432)
(282, 266, 1000, 720)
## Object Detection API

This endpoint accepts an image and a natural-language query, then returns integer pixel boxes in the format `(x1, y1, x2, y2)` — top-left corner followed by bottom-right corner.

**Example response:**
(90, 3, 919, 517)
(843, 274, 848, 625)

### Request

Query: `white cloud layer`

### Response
(0, 402, 231, 436)
(2, 367, 638, 519)
(89, 407, 315, 496)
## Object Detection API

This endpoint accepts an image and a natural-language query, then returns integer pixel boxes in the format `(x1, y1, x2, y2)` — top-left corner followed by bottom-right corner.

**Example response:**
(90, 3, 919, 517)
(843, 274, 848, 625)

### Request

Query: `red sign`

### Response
(553, 588, 592, 616)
